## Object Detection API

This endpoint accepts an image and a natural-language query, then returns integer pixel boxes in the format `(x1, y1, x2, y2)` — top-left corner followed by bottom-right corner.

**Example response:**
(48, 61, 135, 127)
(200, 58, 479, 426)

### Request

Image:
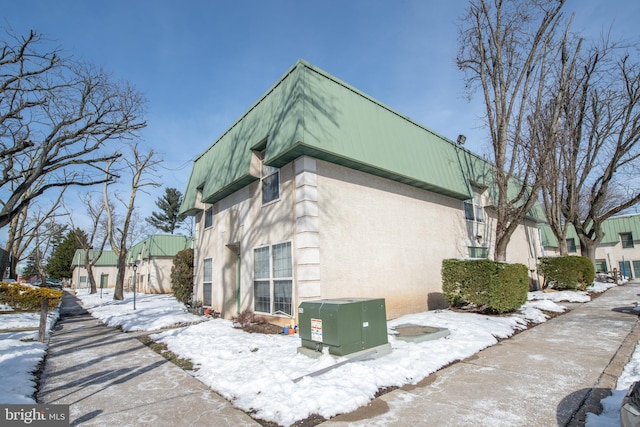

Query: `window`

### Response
(203, 258, 212, 306)
(621, 233, 634, 249)
(633, 261, 640, 279)
(620, 261, 632, 279)
(204, 206, 213, 229)
(595, 259, 608, 273)
(259, 151, 280, 204)
(566, 238, 577, 253)
(463, 193, 484, 222)
(253, 242, 293, 316)
(468, 247, 488, 259)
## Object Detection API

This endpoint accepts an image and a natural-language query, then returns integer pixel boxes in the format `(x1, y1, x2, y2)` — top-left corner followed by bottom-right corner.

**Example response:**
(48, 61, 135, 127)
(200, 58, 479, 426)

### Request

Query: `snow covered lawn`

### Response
(0, 282, 635, 426)
(76, 283, 625, 426)
(0, 308, 59, 403)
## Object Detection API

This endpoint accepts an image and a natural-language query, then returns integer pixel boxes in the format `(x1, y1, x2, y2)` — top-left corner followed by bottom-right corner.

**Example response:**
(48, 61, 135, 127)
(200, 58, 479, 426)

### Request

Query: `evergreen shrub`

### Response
(538, 256, 595, 290)
(0, 282, 62, 311)
(442, 259, 528, 313)
(171, 248, 194, 305)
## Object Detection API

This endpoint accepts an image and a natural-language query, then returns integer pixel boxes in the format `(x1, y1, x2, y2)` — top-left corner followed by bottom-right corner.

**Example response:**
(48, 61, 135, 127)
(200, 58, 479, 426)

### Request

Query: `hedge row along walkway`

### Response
(37, 291, 258, 426)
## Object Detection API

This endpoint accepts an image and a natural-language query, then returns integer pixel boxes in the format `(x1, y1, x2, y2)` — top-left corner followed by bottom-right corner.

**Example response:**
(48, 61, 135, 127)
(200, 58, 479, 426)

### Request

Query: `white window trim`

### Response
(467, 246, 489, 259)
(253, 241, 293, 317)
(203, 258, 213, 306)
(463, 194, 484, 223)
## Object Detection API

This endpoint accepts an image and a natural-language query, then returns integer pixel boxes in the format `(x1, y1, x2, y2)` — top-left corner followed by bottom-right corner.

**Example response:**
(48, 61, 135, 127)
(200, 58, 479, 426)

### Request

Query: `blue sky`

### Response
(2, 0, 639, 239)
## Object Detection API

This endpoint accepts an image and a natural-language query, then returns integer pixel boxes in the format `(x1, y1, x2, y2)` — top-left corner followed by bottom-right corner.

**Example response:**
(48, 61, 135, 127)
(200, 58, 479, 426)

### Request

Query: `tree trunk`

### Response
(113, 253, 127, 300)
(578, 237, 598, 266)
(86, 264, 98, 294)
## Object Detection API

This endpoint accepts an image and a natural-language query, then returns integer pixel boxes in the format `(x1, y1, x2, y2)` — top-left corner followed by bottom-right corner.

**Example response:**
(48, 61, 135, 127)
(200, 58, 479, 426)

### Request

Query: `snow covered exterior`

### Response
(125, 234, 193, 294)
(180, 60, 545, 324)
(540, 214, 640, 279)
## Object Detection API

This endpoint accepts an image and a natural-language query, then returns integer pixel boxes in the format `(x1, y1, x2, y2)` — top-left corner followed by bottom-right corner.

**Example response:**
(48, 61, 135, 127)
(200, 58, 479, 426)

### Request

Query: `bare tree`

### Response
(0, 30, 146, 229)
(104, 144, 161, 300)
(457, 0, 568, 261)
(558, 40, 640, 262)
(28, 217, 67, 286)
(65, 193, 109, 294)
(1, 188, 66, 279)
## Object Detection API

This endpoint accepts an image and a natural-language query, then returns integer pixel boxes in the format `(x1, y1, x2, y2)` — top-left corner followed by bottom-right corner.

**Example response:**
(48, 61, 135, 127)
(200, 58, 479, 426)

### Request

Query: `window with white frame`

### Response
(204, 206, 213, 229)
(566, 238, 577, 253)
(463, 193, 484, 222)
(467, 247, 489, 259)
(203, 258, 212, 306)
(253, 242, 293, 316)
(259, 151, 280, 205)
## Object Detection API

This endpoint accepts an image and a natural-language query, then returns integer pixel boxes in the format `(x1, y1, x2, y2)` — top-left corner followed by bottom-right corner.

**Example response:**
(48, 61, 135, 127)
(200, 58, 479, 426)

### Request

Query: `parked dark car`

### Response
(45, 279, 63, 289)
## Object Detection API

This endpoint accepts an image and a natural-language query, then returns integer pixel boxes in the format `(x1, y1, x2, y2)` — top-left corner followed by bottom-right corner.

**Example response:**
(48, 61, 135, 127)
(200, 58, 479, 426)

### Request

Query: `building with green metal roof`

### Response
(70, 250, 118, 290)
(126, 234, 193, 293)
(540, 214, 640, 278)
(181, 60, 546, 323)
(70, 235, 193, 293)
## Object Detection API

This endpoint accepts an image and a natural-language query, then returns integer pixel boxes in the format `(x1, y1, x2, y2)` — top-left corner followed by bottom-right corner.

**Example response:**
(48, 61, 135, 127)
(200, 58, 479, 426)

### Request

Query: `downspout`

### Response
(236, 253, 241, 314)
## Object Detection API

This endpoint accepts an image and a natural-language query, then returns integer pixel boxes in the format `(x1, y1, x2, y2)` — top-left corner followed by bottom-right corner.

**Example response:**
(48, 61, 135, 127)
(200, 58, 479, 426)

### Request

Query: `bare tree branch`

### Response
(0, 29, 146, 229)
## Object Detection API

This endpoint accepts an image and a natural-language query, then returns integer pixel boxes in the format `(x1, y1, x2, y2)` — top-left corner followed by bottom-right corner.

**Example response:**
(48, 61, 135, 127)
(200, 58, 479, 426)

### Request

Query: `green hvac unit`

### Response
(298, 298, 388, 356)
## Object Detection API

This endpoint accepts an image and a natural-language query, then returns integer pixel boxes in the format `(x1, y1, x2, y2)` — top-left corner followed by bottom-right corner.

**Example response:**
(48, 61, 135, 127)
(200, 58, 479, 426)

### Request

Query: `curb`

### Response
(569, 316, 640, 425)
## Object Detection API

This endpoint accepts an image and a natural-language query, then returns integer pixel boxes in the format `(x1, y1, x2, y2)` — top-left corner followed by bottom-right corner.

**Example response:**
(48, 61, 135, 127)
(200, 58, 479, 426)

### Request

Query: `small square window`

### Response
(621, 233, 634, 249)
(566, 238, 577, 253)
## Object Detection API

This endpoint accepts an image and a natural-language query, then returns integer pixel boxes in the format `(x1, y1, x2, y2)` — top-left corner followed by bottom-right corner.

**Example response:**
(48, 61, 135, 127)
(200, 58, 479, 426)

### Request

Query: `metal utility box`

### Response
(298, 298, 388, 356)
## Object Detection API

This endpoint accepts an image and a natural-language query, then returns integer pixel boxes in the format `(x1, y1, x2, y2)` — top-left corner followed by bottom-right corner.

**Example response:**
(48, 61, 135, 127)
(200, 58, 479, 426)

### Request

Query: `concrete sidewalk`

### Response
(37, 291, 258, 427)
(324, 281, 640, 427)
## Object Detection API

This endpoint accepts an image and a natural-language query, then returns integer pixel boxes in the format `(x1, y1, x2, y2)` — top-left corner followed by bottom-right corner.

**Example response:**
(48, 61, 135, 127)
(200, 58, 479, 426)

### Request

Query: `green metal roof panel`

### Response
(600, 215, 640, 244)
(71, 250, 118, 266)
(180, 59, 546, 217)
(539, 214, 640, 248)
(266, 62, 473, 199)
(127, 235, 193, 263)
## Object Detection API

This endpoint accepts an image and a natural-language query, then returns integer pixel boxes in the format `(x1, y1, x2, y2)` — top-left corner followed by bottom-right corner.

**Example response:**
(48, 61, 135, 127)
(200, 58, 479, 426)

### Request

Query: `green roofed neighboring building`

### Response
(540, 213, 640, 279)
(180, 60, 546, 324)
(126, 234, 193, 294)
(71, 250, 118, 290)
(70, 235, 192, 294)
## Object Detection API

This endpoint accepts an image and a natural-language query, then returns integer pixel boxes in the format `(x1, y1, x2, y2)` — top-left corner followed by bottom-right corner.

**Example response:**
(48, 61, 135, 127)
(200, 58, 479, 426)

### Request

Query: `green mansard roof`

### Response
(126, 234, 193, 264)
(180, 60, 543, 221)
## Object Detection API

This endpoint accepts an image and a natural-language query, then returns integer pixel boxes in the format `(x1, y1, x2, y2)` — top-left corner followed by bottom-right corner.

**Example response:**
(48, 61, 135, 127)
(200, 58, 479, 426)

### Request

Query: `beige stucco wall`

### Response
(193, 161, 296, 321)
(71, 265, 118, 290)
(192, 156, 544, 323)
(126, 257, 176, 294)
(595, 240, 640, 278)
(314, 160, 543, 319)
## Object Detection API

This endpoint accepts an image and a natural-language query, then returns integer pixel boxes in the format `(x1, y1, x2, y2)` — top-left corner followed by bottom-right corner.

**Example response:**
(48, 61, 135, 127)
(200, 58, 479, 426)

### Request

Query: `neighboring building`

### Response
(179, 60, 546, 324)
(540, 214, 640, 279)
(125, 234, 193, 294)
(71, 250, 118, 290)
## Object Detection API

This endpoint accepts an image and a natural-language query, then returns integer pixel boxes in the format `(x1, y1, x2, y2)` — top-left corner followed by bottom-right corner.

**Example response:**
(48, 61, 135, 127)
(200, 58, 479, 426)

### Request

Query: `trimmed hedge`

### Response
(171, 249, 194, 305)
(538, 256, 595, 291)
(442, 259, 528, 313)
(0, 282, 62, 311)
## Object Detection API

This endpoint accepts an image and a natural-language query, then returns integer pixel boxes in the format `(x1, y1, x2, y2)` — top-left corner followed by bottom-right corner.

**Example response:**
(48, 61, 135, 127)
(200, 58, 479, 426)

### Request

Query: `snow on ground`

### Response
(0, 308, 60, 403)
(0, 280, 633, 425)
(77, 290, 202, 332)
